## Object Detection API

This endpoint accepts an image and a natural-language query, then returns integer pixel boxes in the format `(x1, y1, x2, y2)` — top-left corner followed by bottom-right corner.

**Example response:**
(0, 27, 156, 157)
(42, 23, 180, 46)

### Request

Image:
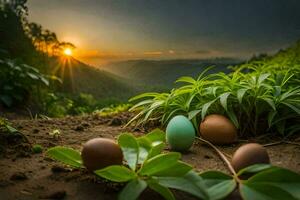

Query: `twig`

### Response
(262, 141, 300, 147)
(284, 141, 300, 147)
(196, 137, 237, 177)
(262, 141, 283, 147)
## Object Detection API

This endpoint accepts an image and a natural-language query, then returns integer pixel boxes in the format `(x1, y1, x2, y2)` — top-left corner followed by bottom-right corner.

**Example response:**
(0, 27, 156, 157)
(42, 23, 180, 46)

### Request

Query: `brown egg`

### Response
(232, 143, 270, 172)
(199, 114, 237, 144)
(81, 138, 123, 171)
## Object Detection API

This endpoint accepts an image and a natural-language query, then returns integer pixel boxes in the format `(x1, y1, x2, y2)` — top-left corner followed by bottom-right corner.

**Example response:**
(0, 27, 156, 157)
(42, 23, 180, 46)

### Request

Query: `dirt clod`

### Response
(39, 190, 66, 199)
(51, 165, 70, 173)
(10, 172, 28, 181)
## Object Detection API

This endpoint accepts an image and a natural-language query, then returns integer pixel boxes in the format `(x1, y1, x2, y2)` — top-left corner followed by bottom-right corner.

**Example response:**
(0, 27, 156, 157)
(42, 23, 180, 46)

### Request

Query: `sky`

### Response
(27, 0, 300, 66)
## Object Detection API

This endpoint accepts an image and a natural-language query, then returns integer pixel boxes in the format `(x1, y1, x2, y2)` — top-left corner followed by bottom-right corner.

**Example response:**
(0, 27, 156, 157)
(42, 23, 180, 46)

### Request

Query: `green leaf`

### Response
(150, 161, 193, 177)
(219, 92, 231, 111)
(259, 97, 276, 111)
(94, 165, 136, 182)
(241, 167, 300, 199)
(200, 171, 236, 200)
(139, 128, 165, 145)
(188, 109, 201, 120)
(237, 164, 274, 176)
(139, 152, 181, 176)
(5, 124, 18, 133)
(118, 133, 139, 171)
(118, 179, 147, 200)
(240, 183, 297, 200)
(267, 110, 277, 127)
(237, 88, 248, 104)
(46, 146, 83, 168)
(147, 179, 175, 200)
(258, 73, 270, 85)
(137, 129, 166, 164)
(155, 171, 209, 199)
(282, 102, 300, 115)
(129, 92, 160, 102)
(176, 76, 196, 84)
(137, 137, 152, 164)
(147, 142, 166, 159)
(226, 110, 239, 128)
(201, 99, 217, 119)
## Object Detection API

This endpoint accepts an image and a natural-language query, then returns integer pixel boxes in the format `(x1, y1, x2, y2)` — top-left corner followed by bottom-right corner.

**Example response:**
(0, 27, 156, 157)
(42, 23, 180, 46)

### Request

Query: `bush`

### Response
(0, 58, 50, 107)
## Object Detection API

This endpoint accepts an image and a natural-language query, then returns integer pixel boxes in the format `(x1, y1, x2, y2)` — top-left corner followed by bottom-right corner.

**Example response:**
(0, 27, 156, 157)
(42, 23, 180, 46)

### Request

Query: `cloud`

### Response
(76, 50, 134, 60)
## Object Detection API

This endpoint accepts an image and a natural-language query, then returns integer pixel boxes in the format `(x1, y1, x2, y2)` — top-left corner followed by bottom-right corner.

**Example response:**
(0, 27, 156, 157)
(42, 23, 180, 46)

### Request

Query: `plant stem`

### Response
(196, 137, 237, 177)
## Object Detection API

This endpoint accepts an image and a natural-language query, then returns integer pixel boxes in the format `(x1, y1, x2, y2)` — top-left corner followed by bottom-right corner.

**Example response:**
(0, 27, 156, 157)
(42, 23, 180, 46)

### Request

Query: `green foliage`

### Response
(46, 146, 83, 168)
(0, 58, 50, 107)
(46, 130, 300, 200)
(32, 144, 43, 154)
(239, 166, 300, 200)
(49, 129, 61, 139)
(0, 117, 19, 134)
(42, 92, 130, 117)
(129, 64, 300, 136)
(95, 104, 131, 116)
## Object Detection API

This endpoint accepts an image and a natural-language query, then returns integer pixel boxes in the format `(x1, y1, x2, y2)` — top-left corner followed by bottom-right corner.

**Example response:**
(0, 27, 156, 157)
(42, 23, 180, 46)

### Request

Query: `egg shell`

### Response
(200, 114, 237, 144)
(232, 143, 270, 172)
(81, 138, 123, 171)
(166, 115, 195, 152)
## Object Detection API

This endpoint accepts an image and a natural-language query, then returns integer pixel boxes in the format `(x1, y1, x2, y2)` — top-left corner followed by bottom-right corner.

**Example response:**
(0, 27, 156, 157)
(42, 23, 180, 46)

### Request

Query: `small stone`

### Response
(10, 172, 28, 181)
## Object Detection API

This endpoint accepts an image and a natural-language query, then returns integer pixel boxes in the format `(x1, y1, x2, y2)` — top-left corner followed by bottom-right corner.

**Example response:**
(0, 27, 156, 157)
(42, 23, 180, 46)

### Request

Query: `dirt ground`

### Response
(0, 113, 300, 200)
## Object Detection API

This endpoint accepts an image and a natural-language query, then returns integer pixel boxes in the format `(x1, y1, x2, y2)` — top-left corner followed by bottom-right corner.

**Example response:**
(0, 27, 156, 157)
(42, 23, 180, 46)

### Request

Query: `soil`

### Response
(0, 112, 300, 200)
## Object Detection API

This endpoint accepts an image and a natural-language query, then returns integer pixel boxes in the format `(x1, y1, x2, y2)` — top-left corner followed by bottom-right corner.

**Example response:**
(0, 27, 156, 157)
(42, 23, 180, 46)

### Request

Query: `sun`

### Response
(63, 48, 72, 56)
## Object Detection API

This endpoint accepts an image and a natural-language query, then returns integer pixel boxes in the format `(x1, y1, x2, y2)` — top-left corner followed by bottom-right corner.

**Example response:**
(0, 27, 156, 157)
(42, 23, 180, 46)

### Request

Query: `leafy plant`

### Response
(0, 118, 19, 134)
(46, 129, 300, 200)
(199, 164, 300, 200)
(49, 129, 61, 139)
(0, 58, 50, 107)
(94, 104, 132, 116)
(32, 144, 43, 153)
(128, 65, 300, 137)
(47, 129, 208, 200)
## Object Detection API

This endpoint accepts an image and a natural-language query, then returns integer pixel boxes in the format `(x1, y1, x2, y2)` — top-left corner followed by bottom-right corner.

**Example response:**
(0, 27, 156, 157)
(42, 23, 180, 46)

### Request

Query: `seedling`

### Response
(49, 129, 61, 139)
(46, 129, 300, 200)
(0, 118, 29, 142)
(32, 144, 43, 154)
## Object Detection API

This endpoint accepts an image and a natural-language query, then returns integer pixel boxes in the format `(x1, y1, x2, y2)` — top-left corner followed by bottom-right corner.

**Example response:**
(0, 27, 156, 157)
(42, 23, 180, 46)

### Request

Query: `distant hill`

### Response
(50, 58, 140, 100)
(101, 58, 242, 88)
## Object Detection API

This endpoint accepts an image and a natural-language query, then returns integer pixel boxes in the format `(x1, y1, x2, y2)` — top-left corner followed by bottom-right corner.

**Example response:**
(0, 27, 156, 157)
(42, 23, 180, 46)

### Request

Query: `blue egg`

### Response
(166, 115, 195, 152)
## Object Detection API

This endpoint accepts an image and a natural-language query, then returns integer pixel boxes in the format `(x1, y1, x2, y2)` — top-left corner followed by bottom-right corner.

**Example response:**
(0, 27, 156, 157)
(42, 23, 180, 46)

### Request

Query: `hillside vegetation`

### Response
(103, 58, 241, 87)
